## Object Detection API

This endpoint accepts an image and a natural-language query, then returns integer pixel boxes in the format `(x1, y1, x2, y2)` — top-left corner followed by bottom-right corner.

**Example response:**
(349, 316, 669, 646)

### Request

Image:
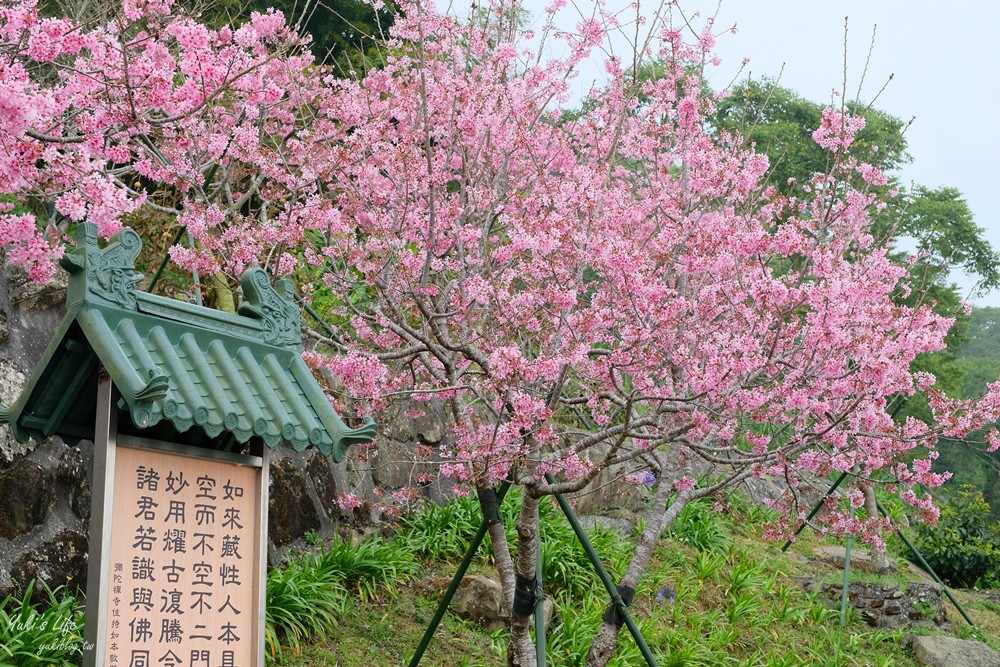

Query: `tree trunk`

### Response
(478, 486, 516, 615)
(207, 271, 235, 314)
(491, 520, 516, 615)
(507, 493, 540, 667)
(585, 484, 693, 667)
(861, 482, 893, 573)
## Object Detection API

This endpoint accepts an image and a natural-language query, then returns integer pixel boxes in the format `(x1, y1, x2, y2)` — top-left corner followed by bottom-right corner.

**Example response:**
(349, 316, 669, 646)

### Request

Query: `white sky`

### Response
(450, 1, 1000, 306)
(682, 1, 1000, 307)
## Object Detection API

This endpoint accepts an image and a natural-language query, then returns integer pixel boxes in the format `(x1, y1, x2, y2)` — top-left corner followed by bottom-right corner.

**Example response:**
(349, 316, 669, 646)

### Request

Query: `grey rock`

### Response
(0, 359, 29, 464)
(910, 635, 1000, 667)
(306, 451, 343, 519)
(812, 546, 899, 575)
(412, 408, 444, 444)
(57, 447, 91, 523)
(6, 264, 68, 311)
(451, 574, 506, 631)
(10, 529, 88, 604)
(578, 515, 634, 538)
(0, 458, 55, 539)
(268, 458, 320, 547)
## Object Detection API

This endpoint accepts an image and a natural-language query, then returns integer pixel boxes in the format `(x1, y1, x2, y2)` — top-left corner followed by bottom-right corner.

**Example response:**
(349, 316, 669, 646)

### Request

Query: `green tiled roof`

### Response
(0, 223, 375, 461)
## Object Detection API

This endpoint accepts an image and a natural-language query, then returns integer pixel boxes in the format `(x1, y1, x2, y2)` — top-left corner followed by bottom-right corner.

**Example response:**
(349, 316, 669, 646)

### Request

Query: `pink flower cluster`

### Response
(3, 0, 997, 535)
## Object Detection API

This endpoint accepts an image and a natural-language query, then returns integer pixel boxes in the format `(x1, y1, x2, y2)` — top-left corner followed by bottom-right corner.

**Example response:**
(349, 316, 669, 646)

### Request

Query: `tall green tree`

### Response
(712, 79, 911, 197)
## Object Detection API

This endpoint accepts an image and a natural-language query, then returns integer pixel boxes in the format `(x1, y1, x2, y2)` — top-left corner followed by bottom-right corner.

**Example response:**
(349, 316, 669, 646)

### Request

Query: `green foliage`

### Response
(667, 497, 732, 552)
(400, 492, 486, 563)
(265, 558, 348, 661)
(913, 485, 1000, 587)
(959, 307, 1000, 365)
(191, 0, 395, 75)
(0, 581, 85, 667)
(299, 533, 419, 601)
(902, 186, 1000, 292)
(265, 531, 420, 661)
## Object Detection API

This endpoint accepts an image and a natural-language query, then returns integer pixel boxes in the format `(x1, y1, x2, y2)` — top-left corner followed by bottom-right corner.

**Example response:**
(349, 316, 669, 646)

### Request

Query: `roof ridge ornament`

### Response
(61, 223, 144, 310)
(238, 268, 304, 349)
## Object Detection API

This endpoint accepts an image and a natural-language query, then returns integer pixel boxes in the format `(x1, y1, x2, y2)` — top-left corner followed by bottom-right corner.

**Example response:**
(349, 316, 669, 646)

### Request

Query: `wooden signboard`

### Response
(85, 381, 268, 667)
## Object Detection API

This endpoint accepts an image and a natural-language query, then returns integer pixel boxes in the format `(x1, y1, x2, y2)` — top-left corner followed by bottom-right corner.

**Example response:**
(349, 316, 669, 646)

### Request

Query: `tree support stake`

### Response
(781, 471, 849, 552)
(408, 481, 511, 667)
(874, 498, 975, 628)
(840, 504, 854, 628)
(545, 473, 659, 667)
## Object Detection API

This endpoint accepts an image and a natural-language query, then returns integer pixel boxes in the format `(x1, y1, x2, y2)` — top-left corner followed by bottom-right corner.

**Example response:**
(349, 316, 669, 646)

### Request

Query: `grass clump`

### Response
(0, 581, 85, 667)
(400, 492, 485, 562)
(265, 557, 348, 661)
(266, 532, 420, 661)
(300, 533, 419, 601)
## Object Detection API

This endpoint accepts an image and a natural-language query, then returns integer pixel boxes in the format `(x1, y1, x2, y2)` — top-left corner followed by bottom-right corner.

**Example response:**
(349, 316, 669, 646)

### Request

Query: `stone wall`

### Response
(0, 265, 451, 603)
(802, 578, 948, 629)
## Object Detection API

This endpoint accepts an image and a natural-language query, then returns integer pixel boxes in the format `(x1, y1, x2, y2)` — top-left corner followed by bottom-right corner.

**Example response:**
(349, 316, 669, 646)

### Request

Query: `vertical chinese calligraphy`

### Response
(105, 446, 259, 667)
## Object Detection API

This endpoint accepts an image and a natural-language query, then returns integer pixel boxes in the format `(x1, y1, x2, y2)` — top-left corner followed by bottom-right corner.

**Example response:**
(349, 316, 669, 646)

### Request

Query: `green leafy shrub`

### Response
(0, 581, 85, 667)
(913, 484, 1000, 587)
(302, 533, 419, 601)
(265, 558, 347, 661)
(400, 493, 484, 562)
(667, 497, 731, 552)
(266, 532, 420, 660)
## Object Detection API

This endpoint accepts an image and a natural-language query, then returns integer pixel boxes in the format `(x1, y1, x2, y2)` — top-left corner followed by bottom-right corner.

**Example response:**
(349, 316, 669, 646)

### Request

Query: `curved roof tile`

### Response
(0, 223, 375, 461)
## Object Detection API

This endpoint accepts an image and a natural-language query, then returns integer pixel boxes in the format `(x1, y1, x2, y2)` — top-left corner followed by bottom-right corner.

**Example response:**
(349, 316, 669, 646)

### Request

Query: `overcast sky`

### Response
(684, 1, 1000, 307)
(452, 1, 1000, 306)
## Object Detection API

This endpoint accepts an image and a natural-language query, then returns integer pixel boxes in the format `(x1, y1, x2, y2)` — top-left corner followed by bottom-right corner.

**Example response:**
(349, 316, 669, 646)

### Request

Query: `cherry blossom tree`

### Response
(4, 1, 1000, 665)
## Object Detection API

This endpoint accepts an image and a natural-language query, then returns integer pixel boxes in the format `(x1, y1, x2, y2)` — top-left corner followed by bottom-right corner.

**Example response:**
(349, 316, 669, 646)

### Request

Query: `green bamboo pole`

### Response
(840, 505, 854, 628)
(874, 498, 975, 627)
(544, 474, 659, 667)
(408, 481, 511, 667)
(535, 514, 546, 666)
(781, 471, 849, 552)
(147, 163, 220, 295)
(146, 224, 187, 294)
(295, 295, 344, 345)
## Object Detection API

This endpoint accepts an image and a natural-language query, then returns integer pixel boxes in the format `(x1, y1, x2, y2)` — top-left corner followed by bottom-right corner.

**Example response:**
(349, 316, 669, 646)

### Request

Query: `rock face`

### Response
(812, 546, 899, 575)
(910, 635, 1000, 667)
(0, 265, 86, 602)
(10, 530, 89, 605)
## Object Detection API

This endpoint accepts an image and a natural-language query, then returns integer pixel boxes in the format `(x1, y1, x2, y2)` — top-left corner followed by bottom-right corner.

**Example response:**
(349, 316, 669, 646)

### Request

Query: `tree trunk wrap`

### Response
(508, 493, 540, 667)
